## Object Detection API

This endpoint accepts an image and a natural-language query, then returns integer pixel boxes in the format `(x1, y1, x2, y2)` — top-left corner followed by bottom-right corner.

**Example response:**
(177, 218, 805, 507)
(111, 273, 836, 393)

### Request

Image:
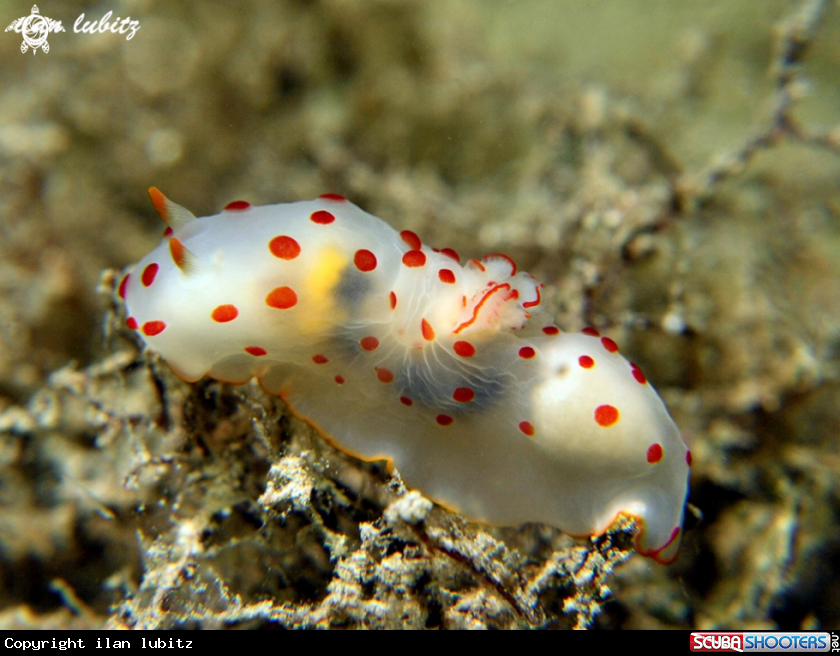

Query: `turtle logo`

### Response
(5, 5, 65, 54)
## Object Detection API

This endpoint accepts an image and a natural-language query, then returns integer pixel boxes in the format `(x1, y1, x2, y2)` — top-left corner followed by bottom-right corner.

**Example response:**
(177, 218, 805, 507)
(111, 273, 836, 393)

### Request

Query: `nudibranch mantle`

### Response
(122, 188, 690, 563)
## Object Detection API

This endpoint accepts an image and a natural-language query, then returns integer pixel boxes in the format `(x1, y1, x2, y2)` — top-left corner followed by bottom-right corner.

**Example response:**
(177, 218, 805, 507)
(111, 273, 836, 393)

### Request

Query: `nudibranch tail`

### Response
(122, 190, 690, 563)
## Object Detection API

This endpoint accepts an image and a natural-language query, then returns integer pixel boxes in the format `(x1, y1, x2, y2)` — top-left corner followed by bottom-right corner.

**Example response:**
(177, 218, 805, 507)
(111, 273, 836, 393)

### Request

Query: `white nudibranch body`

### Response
(122, 188, 691, 563)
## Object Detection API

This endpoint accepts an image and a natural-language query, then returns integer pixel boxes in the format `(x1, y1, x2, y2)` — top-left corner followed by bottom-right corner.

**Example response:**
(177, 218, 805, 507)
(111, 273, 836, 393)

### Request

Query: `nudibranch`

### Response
(121, 188, 691, 563)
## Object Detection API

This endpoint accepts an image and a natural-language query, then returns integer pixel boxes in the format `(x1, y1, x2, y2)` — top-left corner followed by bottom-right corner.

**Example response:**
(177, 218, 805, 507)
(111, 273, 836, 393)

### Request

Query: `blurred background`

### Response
(0, 0, 839, 629)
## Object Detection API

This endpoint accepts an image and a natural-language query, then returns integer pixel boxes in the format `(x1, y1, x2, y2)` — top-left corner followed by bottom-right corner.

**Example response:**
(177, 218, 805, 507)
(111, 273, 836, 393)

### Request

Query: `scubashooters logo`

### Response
(690, 632, 833, 653)
(5, 4, 140, 53)
(5, 5, 64, 54)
